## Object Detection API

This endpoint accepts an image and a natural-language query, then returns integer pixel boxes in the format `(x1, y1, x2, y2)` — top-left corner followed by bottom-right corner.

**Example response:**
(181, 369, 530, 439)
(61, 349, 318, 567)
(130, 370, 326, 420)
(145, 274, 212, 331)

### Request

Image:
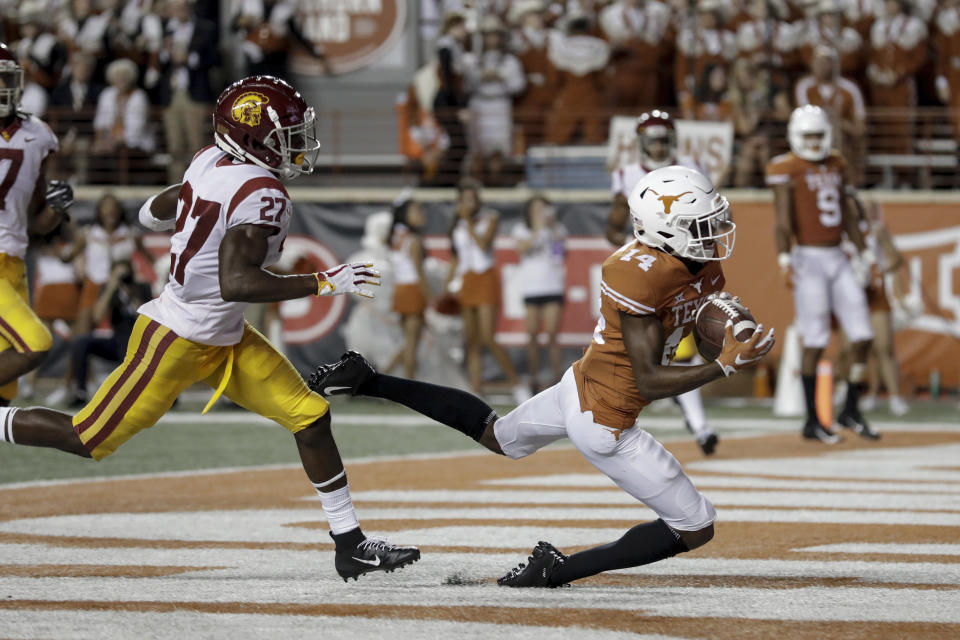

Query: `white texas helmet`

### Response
(627, 165, 735, 261)
(788, 105, 832, 162)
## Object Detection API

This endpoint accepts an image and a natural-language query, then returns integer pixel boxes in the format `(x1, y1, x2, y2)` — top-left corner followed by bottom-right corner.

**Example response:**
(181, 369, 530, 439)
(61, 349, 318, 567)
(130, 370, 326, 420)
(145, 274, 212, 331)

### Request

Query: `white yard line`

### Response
(0, 610, 680, 640)
(0, 575, 955, 623)
(796, 543, 960, 556)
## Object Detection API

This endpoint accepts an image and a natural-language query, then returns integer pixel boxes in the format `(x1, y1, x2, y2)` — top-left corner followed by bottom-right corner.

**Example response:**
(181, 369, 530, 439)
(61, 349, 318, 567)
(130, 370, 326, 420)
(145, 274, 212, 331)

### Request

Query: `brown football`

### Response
(694, 295, 757, 361)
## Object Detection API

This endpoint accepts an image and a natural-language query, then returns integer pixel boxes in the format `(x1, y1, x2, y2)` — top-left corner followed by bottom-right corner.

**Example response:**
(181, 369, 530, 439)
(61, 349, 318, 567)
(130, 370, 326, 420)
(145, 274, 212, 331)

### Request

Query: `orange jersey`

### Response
(573, 242, 725, 430)
(765, 151, 848, 247)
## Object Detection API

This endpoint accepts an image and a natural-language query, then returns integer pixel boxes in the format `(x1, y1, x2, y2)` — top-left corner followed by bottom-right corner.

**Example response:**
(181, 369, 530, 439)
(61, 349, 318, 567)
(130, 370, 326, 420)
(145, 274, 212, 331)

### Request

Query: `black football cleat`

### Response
(333, 534, 421, 582)
(308, 351, 376, 397)
(837, 410, 880, 440)
(697, 431, 719, 456)
(802, 418, 841, 444)
(497, 541, 568, 588)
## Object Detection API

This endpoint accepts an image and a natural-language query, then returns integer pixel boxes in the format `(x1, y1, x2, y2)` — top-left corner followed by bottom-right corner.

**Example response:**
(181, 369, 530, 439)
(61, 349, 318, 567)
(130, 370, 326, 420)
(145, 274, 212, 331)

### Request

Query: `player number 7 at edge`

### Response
(0, 148, 24, 211)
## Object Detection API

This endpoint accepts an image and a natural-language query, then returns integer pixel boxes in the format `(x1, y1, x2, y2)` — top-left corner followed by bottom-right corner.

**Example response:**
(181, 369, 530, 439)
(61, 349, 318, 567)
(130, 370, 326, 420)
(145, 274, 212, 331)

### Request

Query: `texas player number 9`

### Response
(816, 187, 841, 228)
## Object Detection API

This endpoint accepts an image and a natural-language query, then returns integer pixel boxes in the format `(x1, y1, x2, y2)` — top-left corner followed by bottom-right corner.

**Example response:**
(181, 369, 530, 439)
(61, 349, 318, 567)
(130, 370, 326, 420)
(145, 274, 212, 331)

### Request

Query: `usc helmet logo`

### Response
(231, 92, 269, 127)
(646, 189, 693, 215)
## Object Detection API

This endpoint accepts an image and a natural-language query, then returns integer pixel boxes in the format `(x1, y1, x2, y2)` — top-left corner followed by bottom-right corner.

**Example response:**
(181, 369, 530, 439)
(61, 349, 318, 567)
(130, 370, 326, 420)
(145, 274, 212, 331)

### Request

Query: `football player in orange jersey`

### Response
(310, 166, 776, 587)
(766, 105, 878, 443)
(606, 110, 719, 455)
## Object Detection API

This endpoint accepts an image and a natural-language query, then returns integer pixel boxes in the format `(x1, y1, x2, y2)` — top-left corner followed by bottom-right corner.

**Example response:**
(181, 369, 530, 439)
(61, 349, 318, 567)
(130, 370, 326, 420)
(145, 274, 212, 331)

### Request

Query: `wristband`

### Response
(777, 252, 791, 270)
(715, 359, 736, 378)
(314, 272, 335, 296)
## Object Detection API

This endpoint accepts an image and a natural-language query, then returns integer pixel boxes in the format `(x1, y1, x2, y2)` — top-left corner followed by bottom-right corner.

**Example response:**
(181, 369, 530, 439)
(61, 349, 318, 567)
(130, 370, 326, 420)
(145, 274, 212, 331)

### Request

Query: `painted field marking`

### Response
(4, 544, 960, 585)
(796, 543, 960, 556)
(344, 488, 960, 511)
(483, 473, 960, 494)
(0, 609, 675, 640)
(0, 574, 956, 623)
(6, 504, 960, 545)
(689, 443, 960, 482)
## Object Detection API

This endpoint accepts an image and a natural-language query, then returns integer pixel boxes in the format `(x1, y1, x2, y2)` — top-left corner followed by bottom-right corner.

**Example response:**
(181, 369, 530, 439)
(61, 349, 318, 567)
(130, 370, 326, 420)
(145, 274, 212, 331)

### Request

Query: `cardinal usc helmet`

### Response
(627, 165, 735, 262)
(636, 110, 677, 170)
(0, 43, 23, 118)
(212, 76, 321, 179)
(788, 105, 832, 162)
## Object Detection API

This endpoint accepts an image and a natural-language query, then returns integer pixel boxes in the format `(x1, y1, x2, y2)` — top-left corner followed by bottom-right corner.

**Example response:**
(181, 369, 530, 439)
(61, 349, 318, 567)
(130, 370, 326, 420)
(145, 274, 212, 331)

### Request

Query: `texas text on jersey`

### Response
(139, 146, 291, 346)
(765, 149, 848, 247)
(575, 242, 725, 429)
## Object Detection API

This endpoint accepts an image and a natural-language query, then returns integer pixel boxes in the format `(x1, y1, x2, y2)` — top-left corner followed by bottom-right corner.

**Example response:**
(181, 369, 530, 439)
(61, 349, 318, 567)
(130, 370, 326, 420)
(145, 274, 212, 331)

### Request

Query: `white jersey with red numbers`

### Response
(611, 155, 703, 197)
(139, 146, 291, 346)
(0, 114, 59, 258)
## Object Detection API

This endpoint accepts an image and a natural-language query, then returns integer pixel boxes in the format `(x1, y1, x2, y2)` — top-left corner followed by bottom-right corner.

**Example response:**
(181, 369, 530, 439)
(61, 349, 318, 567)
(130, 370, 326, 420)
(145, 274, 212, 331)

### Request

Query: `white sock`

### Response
(313, 472, 359, 535)
(0, 406, 18, 444)
(676, 388, 707, 436)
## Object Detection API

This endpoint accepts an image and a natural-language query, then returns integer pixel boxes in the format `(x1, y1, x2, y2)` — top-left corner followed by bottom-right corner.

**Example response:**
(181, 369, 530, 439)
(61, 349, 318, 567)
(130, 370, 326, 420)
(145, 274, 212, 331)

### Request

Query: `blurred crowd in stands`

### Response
(0, 0, 326, 185)
(408, 0, 960, 187)
(4, 0, 960, 188)
(1, 0, 224, 184)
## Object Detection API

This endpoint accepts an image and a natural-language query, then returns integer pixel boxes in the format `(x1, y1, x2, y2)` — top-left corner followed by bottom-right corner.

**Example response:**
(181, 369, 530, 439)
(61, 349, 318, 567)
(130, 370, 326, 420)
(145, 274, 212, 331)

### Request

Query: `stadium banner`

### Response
(70, 197, 958, 390)
(606, 116, 734, 187)
(290, 0, 408, 75)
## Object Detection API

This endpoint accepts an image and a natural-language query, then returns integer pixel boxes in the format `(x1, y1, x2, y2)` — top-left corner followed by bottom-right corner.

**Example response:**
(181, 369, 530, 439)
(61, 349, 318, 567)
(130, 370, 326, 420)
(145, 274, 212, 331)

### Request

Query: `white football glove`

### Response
(316, 262, 381, 299)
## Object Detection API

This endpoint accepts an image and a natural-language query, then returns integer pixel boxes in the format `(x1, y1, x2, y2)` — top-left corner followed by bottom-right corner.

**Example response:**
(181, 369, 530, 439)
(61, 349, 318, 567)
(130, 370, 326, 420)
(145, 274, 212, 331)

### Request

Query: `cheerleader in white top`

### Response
(446, 179, 522, 399)
(512, 194, 566, 392)
(65, 193, 150, 334)
(385, 194, 431, 378)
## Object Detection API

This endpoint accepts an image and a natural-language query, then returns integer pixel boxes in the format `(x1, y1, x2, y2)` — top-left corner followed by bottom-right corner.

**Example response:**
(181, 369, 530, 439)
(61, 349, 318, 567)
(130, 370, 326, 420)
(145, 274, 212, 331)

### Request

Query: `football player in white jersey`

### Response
(606, 110, 719, 455)
(0, 42, 72, 405)
(0, 76, 420, 581)
(605, 110, 704, 246)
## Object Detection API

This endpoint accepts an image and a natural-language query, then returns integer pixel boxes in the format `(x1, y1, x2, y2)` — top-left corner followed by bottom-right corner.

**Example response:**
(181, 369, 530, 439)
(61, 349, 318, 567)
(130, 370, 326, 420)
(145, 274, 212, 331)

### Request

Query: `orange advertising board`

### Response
(723, 200, 960, 389)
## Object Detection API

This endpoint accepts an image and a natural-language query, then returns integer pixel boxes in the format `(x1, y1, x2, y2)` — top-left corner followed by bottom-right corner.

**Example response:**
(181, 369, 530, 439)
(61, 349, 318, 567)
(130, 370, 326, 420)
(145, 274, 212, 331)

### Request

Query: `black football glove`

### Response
(45, 180, 74, 216)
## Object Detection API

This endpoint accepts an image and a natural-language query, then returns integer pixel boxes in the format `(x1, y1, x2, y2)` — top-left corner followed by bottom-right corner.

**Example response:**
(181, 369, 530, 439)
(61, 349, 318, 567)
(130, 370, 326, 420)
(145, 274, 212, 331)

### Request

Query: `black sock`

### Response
(551, 519, 688, 585)
(358, 374, 496, 442)
(801, 375, 818, 422)
(330, 527, 365, 550)
(844, 381, 863, 416)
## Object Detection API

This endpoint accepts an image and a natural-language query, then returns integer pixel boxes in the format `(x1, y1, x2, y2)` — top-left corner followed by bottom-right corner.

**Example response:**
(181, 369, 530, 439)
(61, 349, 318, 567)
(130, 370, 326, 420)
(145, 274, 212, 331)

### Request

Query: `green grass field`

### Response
(1, 396, 956, 485)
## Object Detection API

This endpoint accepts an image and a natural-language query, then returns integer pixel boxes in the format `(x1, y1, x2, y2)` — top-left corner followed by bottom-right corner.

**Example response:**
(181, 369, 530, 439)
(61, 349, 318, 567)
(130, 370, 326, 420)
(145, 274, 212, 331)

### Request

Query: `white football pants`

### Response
(792, 245, 874, 349)
(493, 367, 717, 532)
